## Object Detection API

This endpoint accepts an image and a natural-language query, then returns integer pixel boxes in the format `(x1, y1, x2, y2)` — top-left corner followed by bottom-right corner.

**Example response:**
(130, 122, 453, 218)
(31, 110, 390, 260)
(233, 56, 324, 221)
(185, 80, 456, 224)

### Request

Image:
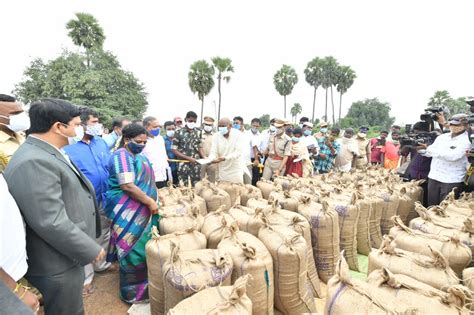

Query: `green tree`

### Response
(66, 13, 105, 68)
(14, 50, 148, 127)
(188, 60, 215, 124)
(320, 56, 339, 124)
(336, 65, 356, 123)
(304, 57, 323, 123)
(273, 65, 298, 119)
(341, 98, 395, 129)
(258, 114, 271, 128)
(290, 103, 302, 123)
(211, 57, 234, 121)
(428, 90, 469, 115)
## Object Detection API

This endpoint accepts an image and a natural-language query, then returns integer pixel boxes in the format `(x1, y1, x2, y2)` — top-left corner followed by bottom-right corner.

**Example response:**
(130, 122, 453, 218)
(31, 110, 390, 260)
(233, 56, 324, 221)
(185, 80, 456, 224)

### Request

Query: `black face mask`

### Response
(128, 141, 146, 154)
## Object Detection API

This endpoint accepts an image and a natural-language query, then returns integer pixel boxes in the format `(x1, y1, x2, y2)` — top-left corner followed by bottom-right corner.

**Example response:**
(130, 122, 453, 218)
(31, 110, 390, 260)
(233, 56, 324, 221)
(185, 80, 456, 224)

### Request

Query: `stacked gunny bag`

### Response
(144, 167, 474, 314)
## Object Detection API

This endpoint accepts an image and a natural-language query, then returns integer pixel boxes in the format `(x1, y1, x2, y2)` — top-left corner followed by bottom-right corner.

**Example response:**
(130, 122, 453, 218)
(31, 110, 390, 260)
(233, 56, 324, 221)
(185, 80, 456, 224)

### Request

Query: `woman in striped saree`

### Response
(105, 123, 159, 303)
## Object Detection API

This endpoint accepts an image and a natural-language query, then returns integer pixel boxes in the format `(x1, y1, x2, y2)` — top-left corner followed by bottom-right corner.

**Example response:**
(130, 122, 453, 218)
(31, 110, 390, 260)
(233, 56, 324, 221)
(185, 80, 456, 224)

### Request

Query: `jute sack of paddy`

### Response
(377, 186, 401, 236)
(201, 206, 237, 249)
(441, 191, 474, 217)
(268, 189, 299, 212)
(397, 187, 416, 224)
(389, 216, 472, 275)
(260, 203, 322, 298)
(367, 268, 470, 315)
(426, 204, 474, 230)
(217, 224, 274, 315)
(326, 190, 360, 271)
(325, 254, 404, 315)
(297, 199, 340, 283)
(167, 275, 252, 315)
(258, 224, 317, 314)
(409, 203, 474, 254)
(368, 235, 459, 290)
(463, 267, 474, 291)
(256, 178, 276, 200)
(158, 202, 204, 235)
(403, 179, 425, 222)
(145, 227, 207, 315)
(162, 244, 233, 313)
(246, 197, 272, 211)
(157, 186, 183, 206)
(217, 181, 243, 206)
(239, 184, 263, 206)
(355, 188, 371, 255)
(228, 204, 264, 237)
(178, 187, 207, 216)
(365, 190, 384, 248)
(196, 179, 232, 212)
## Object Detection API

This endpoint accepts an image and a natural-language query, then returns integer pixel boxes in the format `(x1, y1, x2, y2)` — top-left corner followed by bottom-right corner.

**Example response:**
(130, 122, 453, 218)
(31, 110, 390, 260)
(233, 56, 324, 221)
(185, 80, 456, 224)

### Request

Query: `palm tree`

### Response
(66, 13, 105, 68)
(290, 103, 302, 124)
(321, 56, 339, 124)
(188, 60, 215, 124)
(273, 65, 298, 118)
(211, 57, 234, 121)
(428, 90, 451, 107)
(336, 65, 356, 122)
(304, 57, 323, 123)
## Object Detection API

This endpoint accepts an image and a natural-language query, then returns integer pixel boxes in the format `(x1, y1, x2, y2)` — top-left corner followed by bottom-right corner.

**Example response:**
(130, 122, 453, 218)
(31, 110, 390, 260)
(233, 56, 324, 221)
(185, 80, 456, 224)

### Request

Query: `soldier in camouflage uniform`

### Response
(171, 111, 204, 186)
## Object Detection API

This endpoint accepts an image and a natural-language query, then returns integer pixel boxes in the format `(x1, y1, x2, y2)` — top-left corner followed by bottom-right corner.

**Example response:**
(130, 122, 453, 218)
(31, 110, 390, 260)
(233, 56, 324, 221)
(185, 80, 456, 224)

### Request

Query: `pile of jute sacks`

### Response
(145, 167, 474, 314)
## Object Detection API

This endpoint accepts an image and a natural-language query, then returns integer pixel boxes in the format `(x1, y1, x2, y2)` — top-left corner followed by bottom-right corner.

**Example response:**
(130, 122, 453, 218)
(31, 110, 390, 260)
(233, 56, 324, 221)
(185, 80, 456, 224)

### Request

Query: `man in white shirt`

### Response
(234, 116, 253, 184)
(0, 174, 39, 312)
(419, 114, 471, 206)
(335, 128, 359, 172)
(301, 122, 319, 158)
(248, 118, 264, 185)
(142, 116, 170, 189)
(260, 118, 277, 153)
(208, 118, 247, 184)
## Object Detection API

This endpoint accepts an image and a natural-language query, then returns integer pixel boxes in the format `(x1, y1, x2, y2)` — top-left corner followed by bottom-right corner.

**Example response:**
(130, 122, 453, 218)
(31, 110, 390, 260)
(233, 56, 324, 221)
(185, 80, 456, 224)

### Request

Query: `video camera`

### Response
(420, 107, 446, 122)
(400, 123, 438, 148)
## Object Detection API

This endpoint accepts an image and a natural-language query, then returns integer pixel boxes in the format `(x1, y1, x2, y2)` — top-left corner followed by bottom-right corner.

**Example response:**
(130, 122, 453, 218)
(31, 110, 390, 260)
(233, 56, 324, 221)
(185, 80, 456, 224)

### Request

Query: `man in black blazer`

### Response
(4, 99, 104, 315)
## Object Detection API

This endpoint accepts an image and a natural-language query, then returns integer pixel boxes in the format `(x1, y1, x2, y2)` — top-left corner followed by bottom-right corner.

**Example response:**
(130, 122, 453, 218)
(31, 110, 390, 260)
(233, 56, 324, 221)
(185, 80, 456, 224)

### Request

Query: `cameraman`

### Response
(417, 114, 471, 206)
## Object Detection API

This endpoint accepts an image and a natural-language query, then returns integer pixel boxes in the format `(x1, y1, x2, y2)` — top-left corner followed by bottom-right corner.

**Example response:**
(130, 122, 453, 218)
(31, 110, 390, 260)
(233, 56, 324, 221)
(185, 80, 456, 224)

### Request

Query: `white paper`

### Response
(196, 158, 212, 165)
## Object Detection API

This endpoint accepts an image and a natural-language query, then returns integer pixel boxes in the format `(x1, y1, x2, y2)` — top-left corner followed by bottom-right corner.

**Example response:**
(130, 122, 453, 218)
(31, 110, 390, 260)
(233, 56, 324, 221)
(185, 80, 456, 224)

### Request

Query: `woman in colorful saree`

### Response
(285, 128, 313, 177)
(104, 123, 159, 303)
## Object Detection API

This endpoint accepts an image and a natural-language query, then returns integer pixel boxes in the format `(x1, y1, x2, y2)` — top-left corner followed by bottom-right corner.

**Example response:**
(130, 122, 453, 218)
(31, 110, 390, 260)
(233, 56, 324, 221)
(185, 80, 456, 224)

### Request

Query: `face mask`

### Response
(150, 127, 161, 137)
(232, 123, 241, 130)
(85, 123, 103, 137)
(276, 128, 284, 135)
(0, 112, 30, 132)
(320, 128, 328, 134)
(357, 132, 367, 138)
(128, 141, 146, 154)
(61, 125, 84, 144)
(186, 122, 196, 129)
(392, 140, 400, 145)
(219, 127, 229, 136)
(303, 129, 312, 136)
(269, 125, 277, 133)
(203, 125, 213, 133)
(251, 127, 258, 134)
(299, 124, 304, 128)
(292, 137, 300, 143)
(166, 130, 175, 138)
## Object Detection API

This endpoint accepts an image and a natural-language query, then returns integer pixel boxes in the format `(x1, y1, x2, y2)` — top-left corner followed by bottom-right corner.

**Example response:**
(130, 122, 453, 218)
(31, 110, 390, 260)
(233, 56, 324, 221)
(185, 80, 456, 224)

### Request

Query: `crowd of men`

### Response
(1, 94, 473, 314)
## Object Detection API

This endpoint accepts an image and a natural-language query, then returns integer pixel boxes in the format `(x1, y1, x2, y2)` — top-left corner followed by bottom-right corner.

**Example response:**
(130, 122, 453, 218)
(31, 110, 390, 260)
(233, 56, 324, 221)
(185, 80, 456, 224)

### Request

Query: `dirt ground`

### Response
(38, 268, 328, 314)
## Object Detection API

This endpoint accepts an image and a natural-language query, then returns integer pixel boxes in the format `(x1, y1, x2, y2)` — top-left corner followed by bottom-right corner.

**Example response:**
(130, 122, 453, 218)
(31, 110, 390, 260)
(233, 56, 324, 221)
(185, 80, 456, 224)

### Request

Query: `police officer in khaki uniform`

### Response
(262, 119, 292, 179)
(200, 116, 217, 182)
(355, 126, 370, 169)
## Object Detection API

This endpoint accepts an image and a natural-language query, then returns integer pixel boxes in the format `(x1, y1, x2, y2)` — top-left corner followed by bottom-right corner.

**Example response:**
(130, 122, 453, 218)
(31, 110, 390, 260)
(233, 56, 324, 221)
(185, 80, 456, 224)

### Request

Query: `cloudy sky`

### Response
(2, 0, 473, 125)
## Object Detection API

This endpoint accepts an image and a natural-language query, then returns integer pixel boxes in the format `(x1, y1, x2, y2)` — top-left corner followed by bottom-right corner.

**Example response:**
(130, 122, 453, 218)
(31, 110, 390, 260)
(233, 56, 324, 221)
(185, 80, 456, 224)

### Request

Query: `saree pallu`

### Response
(285, 156, 303, 177)
(105, 148, 158, 303)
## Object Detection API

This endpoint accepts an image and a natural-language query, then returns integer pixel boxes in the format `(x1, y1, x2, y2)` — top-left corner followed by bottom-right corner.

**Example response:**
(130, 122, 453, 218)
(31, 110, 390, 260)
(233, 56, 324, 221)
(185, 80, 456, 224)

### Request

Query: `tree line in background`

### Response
(12, 13, 471, 131)
(14, 13, 147, 127)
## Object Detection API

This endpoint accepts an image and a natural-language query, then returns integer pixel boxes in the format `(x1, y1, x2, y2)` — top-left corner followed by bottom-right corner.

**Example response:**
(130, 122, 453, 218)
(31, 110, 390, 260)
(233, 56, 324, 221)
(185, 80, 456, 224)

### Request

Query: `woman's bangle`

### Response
(19, 286, 28, 300)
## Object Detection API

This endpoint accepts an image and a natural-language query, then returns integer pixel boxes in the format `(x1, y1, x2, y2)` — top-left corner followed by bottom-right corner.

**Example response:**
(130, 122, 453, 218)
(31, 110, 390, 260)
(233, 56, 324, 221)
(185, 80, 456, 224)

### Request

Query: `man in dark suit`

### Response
(4, 99, 104, 315)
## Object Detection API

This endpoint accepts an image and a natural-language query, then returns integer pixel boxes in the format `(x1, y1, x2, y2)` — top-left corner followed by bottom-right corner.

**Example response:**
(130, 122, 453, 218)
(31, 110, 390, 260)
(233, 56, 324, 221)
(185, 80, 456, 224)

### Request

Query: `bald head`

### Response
(218, 118, 231, 127)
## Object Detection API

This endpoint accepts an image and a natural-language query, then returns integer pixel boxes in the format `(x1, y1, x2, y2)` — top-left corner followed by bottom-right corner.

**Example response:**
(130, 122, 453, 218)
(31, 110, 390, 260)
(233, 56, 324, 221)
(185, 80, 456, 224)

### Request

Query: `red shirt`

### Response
(370, 138, 384, 163)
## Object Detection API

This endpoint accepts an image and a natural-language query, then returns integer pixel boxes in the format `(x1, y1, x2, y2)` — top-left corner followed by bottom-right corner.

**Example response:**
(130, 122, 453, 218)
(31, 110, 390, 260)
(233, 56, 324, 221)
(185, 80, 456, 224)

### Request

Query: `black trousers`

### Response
(156, 180, 167, 189)
(427, 178, 463, 207)
(251, 158, 261, 186)
(27, 264, 85, 315)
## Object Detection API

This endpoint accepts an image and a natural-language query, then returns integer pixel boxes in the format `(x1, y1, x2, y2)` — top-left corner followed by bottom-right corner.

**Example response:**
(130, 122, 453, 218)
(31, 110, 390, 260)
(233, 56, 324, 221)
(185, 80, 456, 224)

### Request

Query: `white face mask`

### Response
(0, 112, 30, 132)
(166, 130, 175, 137)
(219, 127, 229, 136)
(186, 122, 196, 129)
(269, 125, 277, 133)
(203, 125, 213, 133)
(72, 126, 85, 142)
